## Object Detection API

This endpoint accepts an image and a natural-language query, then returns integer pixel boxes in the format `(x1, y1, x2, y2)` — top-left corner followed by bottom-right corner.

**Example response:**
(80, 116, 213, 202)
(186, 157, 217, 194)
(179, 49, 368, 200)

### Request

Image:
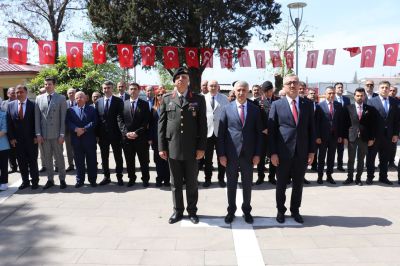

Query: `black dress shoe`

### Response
(164, 182, 171, 187)
(388, 162, 397, 168)
(343, 178, 354, 185)
(366, 178, 373, 185)
(255, 178, 264, 185)
(317, 177, 323, 184)
(398, 179, 400, 185)
(39, 167, 46, 173)
(43, 181, 54, 190)
(355, 179, 363, 186)
(224, 213, 235, 224)
(379, 178, 393, 185)
(54, 167, 59, 172)
(18, 183, 30, 190)
(189, 214, 199, 224)
(99, 177, 111, 186)
(127, 179, 135, 187)
(31, 183, 39, 190)
(218, 180, 226, 188)
(276, 212, 285, 223)
(65, 166, 75, 172)
(337, 166, 345, 172)
(268, 178, 277, 185)
(155, 181, 162, 187)
(202, 180, 211, 187)
(243, 213, 253, 224)
(168, 213, 183, 224)
(326, 177, 336, 184)
(8, 168, 17, 173)
(143, 181, 149, 187)
(117, 178, 124, 186)
(303, 178, 310, 184)
(90, 182, 97, 187)
(291, 213, 304, 224)
(60, 180, 67, 189)
(75, 182, 84, 188)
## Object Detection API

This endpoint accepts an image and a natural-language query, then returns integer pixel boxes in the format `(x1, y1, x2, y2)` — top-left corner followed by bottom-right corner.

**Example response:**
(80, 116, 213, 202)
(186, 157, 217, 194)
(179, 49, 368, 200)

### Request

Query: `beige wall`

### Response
(0, 73, 38, 99)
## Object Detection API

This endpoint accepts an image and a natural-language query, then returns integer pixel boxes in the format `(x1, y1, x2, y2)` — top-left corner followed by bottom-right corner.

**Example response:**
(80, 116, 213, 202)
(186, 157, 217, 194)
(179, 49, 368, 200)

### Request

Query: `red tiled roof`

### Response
(0, 58, 42, 73)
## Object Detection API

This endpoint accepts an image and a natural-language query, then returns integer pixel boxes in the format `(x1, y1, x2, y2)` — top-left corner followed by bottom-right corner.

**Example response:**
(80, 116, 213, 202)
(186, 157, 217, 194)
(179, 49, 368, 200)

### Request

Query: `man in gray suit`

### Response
(35, 77, 67, 189)
(65, 88, 76, 172)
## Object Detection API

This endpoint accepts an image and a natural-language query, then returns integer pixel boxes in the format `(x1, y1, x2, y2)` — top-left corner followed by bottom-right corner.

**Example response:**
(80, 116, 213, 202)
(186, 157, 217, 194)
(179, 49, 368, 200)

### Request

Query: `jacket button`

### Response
(181, 131, 183, 133)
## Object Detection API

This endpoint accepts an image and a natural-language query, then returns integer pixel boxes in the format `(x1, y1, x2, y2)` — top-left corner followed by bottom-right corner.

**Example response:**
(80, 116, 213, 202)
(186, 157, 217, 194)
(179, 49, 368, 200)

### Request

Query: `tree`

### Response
(29, 55, 124, 96)
(1, 0, 85, 61)
(86, 0, 282, 92)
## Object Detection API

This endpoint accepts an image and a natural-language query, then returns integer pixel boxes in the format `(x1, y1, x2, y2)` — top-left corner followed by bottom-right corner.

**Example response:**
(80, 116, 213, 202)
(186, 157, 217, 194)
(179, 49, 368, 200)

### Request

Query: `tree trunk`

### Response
(188, 67, 202, 93)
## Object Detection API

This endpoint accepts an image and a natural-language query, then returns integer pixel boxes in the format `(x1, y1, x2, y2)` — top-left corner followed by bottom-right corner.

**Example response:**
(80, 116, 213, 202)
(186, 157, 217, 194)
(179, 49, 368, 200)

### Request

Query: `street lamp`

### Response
(287, 2, 307, 76)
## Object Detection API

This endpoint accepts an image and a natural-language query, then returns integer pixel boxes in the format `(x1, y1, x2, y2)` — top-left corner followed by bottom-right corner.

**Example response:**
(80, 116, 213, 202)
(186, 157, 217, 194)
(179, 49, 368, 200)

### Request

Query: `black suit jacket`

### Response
(254, 95, 279, 130)
(343, 103, 376, 142)
(367, 96, 399, 140)
(95, 96, 124, 141)
(7, 99, 36, 146)
(316, 100, 343, 141)
(118, 98, 150, 142)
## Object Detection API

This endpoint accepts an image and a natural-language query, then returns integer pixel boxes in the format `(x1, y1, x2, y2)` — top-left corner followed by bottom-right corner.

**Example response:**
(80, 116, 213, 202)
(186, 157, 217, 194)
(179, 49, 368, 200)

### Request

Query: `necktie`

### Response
(329, 102, 333, 119)
(79, 107, 83, 120)
(131, 101, 136, 117)
(47, 94, 52, 105)
(18, 102, 23, 120)
(120, 94, 124, 100)
(179, 95, 184, 106)
(104, 98, 109, 115)
(358, 105, 362, 120)
(384, 98, 389, 115)
(211, 96, 215, 110)
(292, 100, 298, 125)
(239, 105, 245, 126)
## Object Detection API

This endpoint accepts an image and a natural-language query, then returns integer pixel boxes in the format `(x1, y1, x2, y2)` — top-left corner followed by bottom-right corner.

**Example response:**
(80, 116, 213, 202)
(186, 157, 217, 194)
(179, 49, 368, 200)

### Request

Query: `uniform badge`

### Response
(189, 102, 198, 117)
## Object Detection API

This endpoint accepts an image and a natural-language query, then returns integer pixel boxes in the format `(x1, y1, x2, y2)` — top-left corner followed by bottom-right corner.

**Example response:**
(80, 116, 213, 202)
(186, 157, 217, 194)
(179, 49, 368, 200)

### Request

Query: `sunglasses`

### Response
(157, 94, 163, 96)
(366, 84, 374, 86)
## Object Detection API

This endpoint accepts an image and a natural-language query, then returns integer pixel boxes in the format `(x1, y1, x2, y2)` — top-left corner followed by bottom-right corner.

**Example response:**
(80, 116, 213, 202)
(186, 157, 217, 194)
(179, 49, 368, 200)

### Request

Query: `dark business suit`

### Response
(316, 100, 343, 179)
(311, 102, 321, 171)
(66, 105, 98, 184)
(217, 101, 262, 215)
(117, 92, 130, 101)
(335, 95, 350, 170)
(158, 90, 207, 215)
(343, 103, 376, 180)
(65, 99, 76, 168)
(389, 97, 400, 165)
(268, 96, 315, 214)
(118, 98, 151, 183)
(366, 96, 399, 182)
(7, 100, 39, 186)
(95, 96, 124, 180)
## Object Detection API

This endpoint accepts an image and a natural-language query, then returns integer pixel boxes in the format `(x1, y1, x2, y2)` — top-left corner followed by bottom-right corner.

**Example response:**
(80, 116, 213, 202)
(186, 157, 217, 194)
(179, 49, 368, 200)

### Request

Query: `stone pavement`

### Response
(1, 148, 400, 266)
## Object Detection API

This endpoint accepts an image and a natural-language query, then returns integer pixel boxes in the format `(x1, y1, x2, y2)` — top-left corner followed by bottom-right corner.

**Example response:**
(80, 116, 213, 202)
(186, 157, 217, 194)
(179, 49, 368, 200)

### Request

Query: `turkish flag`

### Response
(185, 47, 199, 68)
(343, 47, 361, 57)
(92, 43, 107, 65)
(38, 40, 56, 65)
(284, 51, 294, 69)
(238, 49, 251, 67)
(201, 48, 213, 68)
(140, 45, 156, 66)
(254, 50, 266, 68)
(306, 50, 319, 68)
(322, 49, 336, 65)
(117, 44, 134, 68)
(383, 43, 399, 66)
(219, 49, 233, 69)
(66, 42, 84, 68)
(163, 46, 179, 69)
(360, 45, 376, 68)
(8, 38, 28, 65)
(269, 50, 282, 67)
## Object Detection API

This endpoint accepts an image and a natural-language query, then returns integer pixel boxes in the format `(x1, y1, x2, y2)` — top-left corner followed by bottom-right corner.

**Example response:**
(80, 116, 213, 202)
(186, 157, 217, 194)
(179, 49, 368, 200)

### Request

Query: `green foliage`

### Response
(29, 56, 124, 95)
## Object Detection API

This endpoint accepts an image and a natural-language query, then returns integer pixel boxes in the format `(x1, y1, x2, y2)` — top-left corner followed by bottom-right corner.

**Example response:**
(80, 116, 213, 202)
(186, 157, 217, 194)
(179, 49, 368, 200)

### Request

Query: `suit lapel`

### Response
(98, 98, 104, 114)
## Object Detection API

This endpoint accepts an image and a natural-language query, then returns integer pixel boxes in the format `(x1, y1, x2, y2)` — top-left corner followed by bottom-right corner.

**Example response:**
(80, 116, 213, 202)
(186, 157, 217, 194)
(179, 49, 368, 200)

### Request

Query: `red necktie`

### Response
(239, 104, 245, 126)
(358, 105, 362, 120)
(292, 100, 298, 124)
(329, 102, 333, 119)
(18, 102, 23, 120)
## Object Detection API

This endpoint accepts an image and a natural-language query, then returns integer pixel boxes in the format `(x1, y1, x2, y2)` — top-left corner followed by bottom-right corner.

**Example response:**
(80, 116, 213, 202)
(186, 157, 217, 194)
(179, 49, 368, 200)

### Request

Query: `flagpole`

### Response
(288, 2, 307, 77)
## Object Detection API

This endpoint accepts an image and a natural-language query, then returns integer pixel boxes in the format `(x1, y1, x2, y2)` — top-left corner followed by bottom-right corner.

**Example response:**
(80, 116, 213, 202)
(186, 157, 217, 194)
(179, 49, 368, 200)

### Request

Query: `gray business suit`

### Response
(35, 92, 67, 181)
(65, 99, 75, 168)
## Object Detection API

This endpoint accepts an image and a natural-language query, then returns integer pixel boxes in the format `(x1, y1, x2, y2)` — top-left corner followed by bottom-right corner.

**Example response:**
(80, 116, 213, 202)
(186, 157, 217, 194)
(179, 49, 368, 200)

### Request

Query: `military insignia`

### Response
(189, 102, 198, 117)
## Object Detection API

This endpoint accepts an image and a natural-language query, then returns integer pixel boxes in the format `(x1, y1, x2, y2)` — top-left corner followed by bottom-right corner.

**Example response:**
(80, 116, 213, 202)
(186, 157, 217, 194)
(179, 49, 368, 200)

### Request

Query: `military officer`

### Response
(158, 67, 207, 224)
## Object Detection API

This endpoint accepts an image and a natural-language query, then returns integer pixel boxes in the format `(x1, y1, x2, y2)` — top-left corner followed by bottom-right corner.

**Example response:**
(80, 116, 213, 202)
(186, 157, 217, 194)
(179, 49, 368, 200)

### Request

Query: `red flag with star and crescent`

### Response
(254, 50, 266, 68)
(306, 50, 319, 68)
(383, 43, 399, 66)
(92, 43, 107, 65)
(360, 46, 376, 68)
(140, 45, 156, 66)
(322, 49, 336, 65)
(163, 46, 179, 69)
(38, 40, 56, 65)
(66, 42, 84, 68)
(284, 51, 294, 69)
(219, 48, 233, 69)
(185, 47, 199, 68)
(269, 50, 282, 67)
(117, 44, 134, 68)
(238, 49, 251, 67)
(200, 48, 213, 68)
(8, 38, 28, 65)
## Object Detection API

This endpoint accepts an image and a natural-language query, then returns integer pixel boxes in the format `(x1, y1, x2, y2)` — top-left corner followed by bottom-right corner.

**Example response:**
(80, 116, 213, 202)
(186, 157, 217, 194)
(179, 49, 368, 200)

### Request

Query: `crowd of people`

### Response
(0, 67, 398, 225)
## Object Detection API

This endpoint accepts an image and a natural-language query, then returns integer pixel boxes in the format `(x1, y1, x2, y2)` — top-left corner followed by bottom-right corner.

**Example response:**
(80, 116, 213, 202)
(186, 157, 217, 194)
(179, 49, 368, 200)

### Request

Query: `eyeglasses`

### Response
(157, 94, 163, 97)
(284, 81, 299, 86)
(366, 84, 374, 86)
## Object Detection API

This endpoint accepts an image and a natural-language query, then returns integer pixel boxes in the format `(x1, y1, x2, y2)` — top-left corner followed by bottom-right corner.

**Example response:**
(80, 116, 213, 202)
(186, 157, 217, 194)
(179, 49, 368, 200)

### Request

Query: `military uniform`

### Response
(158, 89, 207, 216)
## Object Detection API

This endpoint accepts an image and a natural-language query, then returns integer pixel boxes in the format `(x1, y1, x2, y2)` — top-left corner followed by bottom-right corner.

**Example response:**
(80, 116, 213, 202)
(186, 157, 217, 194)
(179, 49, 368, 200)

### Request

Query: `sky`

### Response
(1, 0, 399, 86)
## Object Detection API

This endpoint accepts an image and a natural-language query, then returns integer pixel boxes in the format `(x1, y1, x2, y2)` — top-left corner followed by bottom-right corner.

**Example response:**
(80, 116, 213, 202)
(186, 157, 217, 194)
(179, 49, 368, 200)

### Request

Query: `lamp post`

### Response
(287, 2, 307, 76)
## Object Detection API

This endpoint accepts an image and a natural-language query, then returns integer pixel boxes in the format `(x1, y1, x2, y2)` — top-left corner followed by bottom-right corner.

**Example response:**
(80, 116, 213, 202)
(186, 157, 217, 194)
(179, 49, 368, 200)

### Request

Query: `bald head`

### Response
(208, 80, 219, 96)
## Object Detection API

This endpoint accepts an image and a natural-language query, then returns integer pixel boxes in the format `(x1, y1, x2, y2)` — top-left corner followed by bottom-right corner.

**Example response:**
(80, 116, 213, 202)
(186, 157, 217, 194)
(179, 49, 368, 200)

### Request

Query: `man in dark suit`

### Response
(388, 86, 399, 168)
(7, 85, 39, 190)
(217, 81, 263, 224)
(2, 87, 18, 173)
(366, 81, 399, 185)
(316, 86, 343, 184)
(118, 82, 151, 187)
(343, 88, 376, 185)
(158, 67, 207, 224)
(66, 91, 98, 188)
(96, 81, 125, 186)
(334, 82, 350, 172)
(254, 81, 278, 185)
(307, 88, 320, 172)
(65, 88, 76, 172)
(268, 74, 315, 224)
(117, 81, 130, 101)
(365, 80, 379, 100)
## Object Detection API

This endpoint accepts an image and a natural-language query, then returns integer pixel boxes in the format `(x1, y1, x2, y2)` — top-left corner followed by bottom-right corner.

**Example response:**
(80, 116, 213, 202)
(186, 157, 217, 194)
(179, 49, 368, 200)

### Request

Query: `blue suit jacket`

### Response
(7, 99, 36, 146)
(66, 105, 97, 146)
(217, 101, 263, 160)
(268, 96, 316, 159)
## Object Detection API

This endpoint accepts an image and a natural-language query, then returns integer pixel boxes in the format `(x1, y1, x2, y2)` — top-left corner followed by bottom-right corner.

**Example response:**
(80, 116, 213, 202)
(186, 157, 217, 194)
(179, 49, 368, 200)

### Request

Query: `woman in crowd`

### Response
(0, 107, 10, 191)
